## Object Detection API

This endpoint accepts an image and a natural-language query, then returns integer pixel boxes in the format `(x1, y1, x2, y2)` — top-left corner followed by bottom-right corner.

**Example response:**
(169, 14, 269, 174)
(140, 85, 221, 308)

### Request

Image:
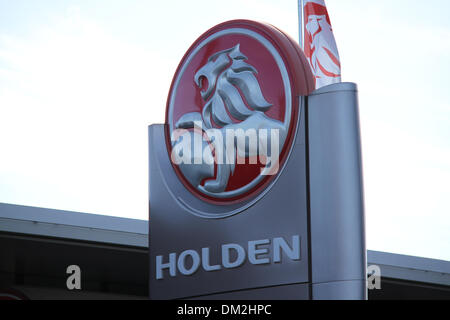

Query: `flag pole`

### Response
(298, 0, 304, 50)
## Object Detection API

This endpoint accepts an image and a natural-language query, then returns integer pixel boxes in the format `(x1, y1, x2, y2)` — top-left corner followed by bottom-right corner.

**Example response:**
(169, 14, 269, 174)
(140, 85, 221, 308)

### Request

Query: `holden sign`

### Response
(149, 20, 366, 300)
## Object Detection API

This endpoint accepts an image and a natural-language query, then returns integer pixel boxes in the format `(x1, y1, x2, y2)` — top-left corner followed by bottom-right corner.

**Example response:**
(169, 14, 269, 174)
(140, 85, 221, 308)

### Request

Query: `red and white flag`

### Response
(302, 0, 341, 88)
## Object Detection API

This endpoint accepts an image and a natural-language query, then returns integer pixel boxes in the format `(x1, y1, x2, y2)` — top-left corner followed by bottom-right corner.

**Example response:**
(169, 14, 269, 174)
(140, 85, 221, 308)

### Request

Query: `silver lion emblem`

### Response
(171, 44, 287, 198)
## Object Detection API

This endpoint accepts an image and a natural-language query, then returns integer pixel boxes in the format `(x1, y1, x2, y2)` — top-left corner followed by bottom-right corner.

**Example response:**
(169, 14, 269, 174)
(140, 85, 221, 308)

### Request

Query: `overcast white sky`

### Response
(0, 0, 449, 261)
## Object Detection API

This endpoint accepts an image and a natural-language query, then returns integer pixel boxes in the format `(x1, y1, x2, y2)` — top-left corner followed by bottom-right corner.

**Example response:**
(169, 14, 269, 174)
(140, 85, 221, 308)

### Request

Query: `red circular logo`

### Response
(166, 20, 314, 204)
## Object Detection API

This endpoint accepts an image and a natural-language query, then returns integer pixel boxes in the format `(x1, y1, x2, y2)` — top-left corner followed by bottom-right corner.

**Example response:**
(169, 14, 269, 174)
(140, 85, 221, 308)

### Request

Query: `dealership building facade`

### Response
(1, 202, 449, 300)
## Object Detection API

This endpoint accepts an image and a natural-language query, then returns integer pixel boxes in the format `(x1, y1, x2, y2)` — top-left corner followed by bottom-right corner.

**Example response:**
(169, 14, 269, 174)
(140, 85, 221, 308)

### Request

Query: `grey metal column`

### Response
(307, 82, 367, 300)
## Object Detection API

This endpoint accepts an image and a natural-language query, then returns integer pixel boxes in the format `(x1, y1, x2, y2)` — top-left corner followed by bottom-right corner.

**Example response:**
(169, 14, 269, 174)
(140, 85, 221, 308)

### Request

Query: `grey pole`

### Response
(298, 0, 304, 49)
